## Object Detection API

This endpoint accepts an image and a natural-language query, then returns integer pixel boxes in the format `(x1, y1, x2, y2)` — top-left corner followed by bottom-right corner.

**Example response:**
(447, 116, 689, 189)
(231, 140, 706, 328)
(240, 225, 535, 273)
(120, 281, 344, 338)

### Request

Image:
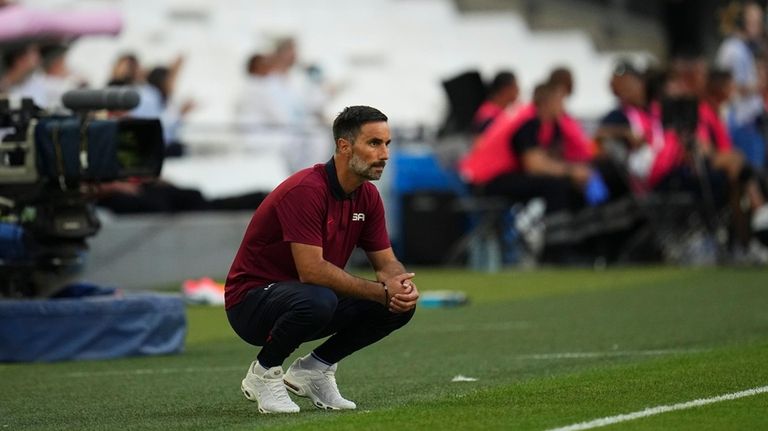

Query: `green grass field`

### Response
(2, 267, 768, 430)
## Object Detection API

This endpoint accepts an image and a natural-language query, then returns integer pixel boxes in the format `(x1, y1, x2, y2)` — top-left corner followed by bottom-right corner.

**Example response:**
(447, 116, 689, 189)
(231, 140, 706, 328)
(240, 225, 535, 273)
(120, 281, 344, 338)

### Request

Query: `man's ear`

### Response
(338, 138, 352, 154)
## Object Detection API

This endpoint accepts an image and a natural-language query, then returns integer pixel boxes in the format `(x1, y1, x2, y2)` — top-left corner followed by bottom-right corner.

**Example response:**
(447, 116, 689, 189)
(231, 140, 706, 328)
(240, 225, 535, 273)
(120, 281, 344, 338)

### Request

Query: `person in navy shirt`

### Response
(226, 105, 419, 414)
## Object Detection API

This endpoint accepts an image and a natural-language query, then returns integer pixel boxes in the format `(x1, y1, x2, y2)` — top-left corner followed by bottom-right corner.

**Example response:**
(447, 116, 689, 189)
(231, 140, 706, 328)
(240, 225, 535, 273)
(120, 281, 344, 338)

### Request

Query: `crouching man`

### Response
(225, 106, 419, 413)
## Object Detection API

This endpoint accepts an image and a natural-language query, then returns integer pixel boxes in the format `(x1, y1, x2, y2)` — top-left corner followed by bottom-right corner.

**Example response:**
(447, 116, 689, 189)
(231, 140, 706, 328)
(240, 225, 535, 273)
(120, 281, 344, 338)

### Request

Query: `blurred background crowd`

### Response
(2, 0, 768, 273)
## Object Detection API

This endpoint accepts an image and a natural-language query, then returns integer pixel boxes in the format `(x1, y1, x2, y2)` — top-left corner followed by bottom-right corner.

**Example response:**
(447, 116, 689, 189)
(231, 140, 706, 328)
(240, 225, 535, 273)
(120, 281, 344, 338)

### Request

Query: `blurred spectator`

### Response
(107, 52, 164, 125)
(471, 70, 519, 134)
(37, 43, 87, 112)
(598, 60, 768, 251)
(98, 53, 276, 214)
(108, 52, 192, 157)
(462, 82, 622, 214)
(271, 37, 296, 75)
(108, 52, 139, 85)
(236, 53, 287, 129)
(698, 68, 741, 160)
(716, 1, 767, 170)
(662, 58, 768, 246)
(0, 43, 44, 104)
(484, 82, 590, 213)
(460, 68, 601, 204)
(1, 42, 85, 111)
(460, 82, 633, 263)
(271, 37, 332, 123)
(547, 66, 596, 164)
(235, 37, 332, 172)
(665, 56, 708, 97)
(698, 67, 768, 248)
(595, 61, 684, 193)
(146, 56, 196, 156)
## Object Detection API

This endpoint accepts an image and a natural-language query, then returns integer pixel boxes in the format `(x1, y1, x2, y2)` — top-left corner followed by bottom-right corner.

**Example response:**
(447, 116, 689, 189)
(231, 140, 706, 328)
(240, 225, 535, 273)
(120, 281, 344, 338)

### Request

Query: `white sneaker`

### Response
(753, 205, 768, 229)
(283, 359, 357, 410)
(752, 204, 768, 247)
(515, 198, 546, 257)
(241, 362, 300, 414)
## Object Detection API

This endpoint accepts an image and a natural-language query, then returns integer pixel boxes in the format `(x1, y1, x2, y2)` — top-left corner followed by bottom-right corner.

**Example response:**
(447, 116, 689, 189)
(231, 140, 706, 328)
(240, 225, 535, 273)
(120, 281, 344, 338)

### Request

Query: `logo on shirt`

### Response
(352, 213, 366, 222)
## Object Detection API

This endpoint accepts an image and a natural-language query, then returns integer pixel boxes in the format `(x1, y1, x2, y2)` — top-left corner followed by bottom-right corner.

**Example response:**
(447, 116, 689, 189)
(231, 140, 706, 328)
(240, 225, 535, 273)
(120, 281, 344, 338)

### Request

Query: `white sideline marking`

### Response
(547, 385, 768, 431)
(67, 365, 243, 378)
(519, 349, 705, 360)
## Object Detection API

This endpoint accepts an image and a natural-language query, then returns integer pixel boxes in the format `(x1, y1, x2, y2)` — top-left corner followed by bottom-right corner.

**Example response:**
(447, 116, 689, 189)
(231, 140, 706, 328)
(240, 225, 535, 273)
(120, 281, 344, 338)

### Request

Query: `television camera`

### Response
(0, 88, 164, 297)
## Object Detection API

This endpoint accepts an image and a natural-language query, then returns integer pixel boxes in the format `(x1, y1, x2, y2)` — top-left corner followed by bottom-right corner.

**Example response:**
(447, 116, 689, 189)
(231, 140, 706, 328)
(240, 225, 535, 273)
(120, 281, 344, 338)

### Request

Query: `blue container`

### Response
(0, 223, 29, 261)
(419, 291, 469, 308)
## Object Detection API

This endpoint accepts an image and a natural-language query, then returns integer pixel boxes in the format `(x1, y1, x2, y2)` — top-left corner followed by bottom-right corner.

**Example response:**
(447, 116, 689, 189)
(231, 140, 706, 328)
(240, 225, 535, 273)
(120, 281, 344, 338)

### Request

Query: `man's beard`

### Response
(349, 151, 385, 180)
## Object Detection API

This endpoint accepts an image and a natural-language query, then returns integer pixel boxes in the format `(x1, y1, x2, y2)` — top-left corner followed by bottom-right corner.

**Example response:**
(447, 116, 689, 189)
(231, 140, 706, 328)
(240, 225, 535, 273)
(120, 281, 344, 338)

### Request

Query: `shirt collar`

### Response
(325, 157, 355, 200)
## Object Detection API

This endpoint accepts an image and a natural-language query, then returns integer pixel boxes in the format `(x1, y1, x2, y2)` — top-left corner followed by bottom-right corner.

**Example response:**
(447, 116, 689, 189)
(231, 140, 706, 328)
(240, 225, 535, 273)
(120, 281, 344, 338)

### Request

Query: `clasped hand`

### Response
(383, 273, 419, 313)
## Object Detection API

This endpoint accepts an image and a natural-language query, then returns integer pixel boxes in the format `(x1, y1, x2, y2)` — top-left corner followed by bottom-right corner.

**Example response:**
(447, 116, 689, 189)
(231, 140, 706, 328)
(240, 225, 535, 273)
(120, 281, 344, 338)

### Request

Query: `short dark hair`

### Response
(332, 106, 388, 142)
(548, 66, 573, 94)
(707, 67, 733, 91)
(39, 43, 68, 71)
(2, 44, 35, 69)
(246, 53, 265, 74)
(488, 70, 516, 96)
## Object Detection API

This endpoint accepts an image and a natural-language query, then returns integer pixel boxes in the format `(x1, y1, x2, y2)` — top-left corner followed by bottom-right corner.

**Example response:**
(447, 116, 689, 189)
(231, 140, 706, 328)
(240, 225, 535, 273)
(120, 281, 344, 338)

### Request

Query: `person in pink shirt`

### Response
(460, 82, 625, 214)
(696, 68, 768, 248)
(595, 62, 685, 193)
(597, 60, 768, 249)
(471, 70, 519, 134)
(547, 66, 597, 164)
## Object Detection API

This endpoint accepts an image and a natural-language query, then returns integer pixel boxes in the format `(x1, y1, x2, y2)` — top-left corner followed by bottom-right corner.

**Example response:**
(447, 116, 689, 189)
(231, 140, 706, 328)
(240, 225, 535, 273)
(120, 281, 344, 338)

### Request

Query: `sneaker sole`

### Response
(241, 380, 258, 402)
(241, 380, 299, 414)
(283, 378, 350, 411)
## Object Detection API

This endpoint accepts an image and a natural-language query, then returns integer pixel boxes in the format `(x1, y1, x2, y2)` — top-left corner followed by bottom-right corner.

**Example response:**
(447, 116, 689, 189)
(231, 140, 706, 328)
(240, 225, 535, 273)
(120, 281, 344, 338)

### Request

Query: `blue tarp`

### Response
(0, 294, 186, 362)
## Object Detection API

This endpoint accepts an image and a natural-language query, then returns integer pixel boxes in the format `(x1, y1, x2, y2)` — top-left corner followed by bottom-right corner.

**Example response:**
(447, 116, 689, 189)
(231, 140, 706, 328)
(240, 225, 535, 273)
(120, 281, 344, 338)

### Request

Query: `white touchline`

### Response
(547, 385, 768, 431)
(519, 349, 706, 360)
